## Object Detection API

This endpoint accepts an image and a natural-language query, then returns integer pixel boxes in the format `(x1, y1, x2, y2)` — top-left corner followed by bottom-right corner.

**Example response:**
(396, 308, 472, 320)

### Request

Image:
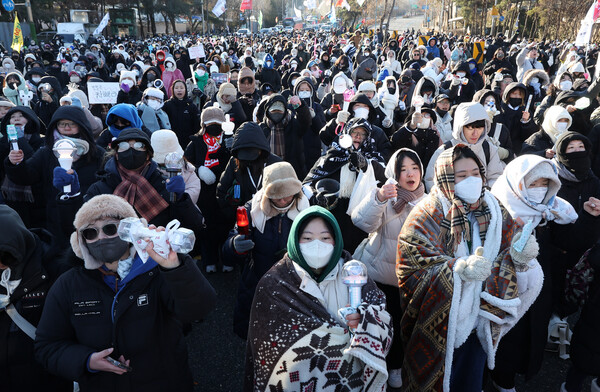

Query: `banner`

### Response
(335, 0, 351, 11)
(294, 6, 302, 18)
(212, 0, 227, 17)
(240, 0, 252, 11)
(258, 10, 263, 29)
(93, 12, 110, 36)
(304, 0, 316, 9)
(356, 0, 366, 6)
(11, 15, 22, 52)
(576, 0, 600, 46)
(330, 5, 336, 22)
(188, 44, 206, 59)
(87, 82, 120, 104)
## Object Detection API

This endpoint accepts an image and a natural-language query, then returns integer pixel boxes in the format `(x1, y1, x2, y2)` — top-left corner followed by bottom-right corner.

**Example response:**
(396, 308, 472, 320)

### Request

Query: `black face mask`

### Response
(112, 122, 129, 131)
(117, 149, 148, 171)
(436, 108, 448, 118)
(508, 97, 522, 107)
(268, 111, 285, 123)
(205, 124, 222, 136)
(86, 237, 131, 264)
(401, 77, 411, 84)
(561, 150, 591, 180)
(147, 73, 157, 82)
(388, 87, 396, 95)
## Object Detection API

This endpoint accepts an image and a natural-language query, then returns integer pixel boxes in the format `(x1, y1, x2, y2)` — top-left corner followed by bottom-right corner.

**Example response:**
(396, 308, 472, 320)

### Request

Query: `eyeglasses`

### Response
(350, 130, 367, 138)
(57, 121, 77, 129)
(117, 141, 147, 152)
(81, 223, 118, 241)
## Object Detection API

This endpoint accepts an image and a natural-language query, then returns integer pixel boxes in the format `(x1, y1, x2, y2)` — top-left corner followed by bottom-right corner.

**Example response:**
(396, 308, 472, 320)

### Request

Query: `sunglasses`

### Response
(117, 141, 146, 152)
(81, 223, 118, 241)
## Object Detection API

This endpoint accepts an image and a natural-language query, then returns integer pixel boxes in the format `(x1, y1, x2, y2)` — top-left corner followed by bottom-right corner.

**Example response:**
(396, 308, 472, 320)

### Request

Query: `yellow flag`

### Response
(11, 15, 23, 53)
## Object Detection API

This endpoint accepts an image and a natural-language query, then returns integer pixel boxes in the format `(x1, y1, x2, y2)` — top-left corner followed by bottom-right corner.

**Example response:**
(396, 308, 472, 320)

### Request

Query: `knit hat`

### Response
(569, 62, 585, 73)
(262, 162, 302, 200)
(218, 82, 236, 98)
(111, 128, 153, 153)
(143, 87, 164, 100)
(430, 57, 443, 68)
(268, 101, 286, 112)
(201, 106, 226, 125)
(0, 97, 15, 108)
(523, 160, 559, 188)
(70, 195, 137, 270)
(24, 53, 36, 62)
(120, 70, 137, 83)
(358, 80, 376, 93)
(239, 66, 255, 82)
(151, 129, 184, 165)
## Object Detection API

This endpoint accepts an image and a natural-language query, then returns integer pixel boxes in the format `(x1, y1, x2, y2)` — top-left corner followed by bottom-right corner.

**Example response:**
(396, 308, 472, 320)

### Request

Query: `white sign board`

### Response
(87, 82, 120, 104)
(188, 44, 206, 59)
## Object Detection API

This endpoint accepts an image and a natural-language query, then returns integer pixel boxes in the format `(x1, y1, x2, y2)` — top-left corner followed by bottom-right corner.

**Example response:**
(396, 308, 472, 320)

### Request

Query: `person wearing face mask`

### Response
(441, 61, 477, 105)
(483, 48, 514, 81)
(163, 80, 200, 149)
(351, 149, 427, 389)
(319, 72, 352, 121)
(489, 154, 579, 392)
(223, 161, 310, 338)
(35, 194, 216, 392)
(320, 93, 393, 161)
(205, 81, 247, 129)
(137, 88, 171, 133)
(473, 89, 514, 163)
(237, 67, 261, 121)
(425, 102, 505, 191)
(496, 82, 537, 154)
(522, 68, 550, 108)
(412, 75, 439, 107)
(116, 70, 143, 105)
(3, 72, 32, 108)
(140, 66, 165, 96)
(85, 128, 205, 232)
(398, 144, 541, 392)
(161, 57, 184, 99)
(318, 51, 332, 72)
(185, 107, 232, 273)
(421, 57, 446, 84)
(391, 105, 441, 169)
(5, 106, 104, 244)
(523, 105, 572, 158)
(245, 205, 392, 391)
(255, 53, 282, 92)
(381, 49, 402, 78)
(434, 94, 454, 142)
(330, 54, 353, 79)
(96, 103, 147, 149)
(293, 77, 326, 169)
(33, 75, 63, 127)
(450, 42, 469, 69)
(305, 118, 387, 252)
(0, 107, 44, 228)
(516, 43, 544, 82)
(259, 94, 310, 178)
(24, 67, 46, 94)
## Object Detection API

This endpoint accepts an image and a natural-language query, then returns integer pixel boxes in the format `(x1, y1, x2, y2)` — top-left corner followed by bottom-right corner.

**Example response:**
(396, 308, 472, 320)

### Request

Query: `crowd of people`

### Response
(2, 23, 600, 392)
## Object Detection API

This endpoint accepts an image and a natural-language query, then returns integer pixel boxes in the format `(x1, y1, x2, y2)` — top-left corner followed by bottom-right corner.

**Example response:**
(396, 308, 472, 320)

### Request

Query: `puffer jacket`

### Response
(425, 102, 505, 190)
(351, 150, 426, 286)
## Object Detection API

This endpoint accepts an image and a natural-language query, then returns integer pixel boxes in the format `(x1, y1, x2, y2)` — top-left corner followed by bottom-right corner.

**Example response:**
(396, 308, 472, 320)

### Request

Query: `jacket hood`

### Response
(45, 106, 94, 148)
(263, 53, 274, 68)
(384, 148, 424, 180)
(24, 67, 47, 80)
(331, 72, 352, 91)
(452, 61, 470, 74)
(38, 75, 62, 95)
(553, 71, 573, 89)
(106, 103, 144, 138)
(0, 205, 37, 265)
(472, 89, 499, 105)
(348, 92, 375, 112)
(452, 102, 491, 144)
(542, 105, 572, 142)
(555, 131, 591, 157)
(263, 93, 288, 113)
(412, 75, 439, 104)
(293, 76, 315, 97)
(502, 82, 527, 104)
(231, 121, 270, 154)
(286, 206, 344, 283)
(555, 90, 580, 106)
(523, 69, 550, 87)
(0, 106, 44, 136)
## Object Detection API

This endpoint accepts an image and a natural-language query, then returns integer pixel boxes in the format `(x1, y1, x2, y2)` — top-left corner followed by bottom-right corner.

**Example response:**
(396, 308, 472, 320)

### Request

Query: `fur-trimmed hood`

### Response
(523, 69, 550, 87)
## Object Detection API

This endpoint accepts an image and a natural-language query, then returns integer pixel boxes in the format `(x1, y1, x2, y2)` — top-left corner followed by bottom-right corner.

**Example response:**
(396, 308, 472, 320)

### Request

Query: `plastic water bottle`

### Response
(118, 218, 196, 255)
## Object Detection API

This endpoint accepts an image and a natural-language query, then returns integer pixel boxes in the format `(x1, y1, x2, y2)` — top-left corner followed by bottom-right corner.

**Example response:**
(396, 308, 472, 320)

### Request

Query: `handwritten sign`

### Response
(188, 44, 206, 59)
(211, 73, 228, 86)
(87, 82, 120, 104)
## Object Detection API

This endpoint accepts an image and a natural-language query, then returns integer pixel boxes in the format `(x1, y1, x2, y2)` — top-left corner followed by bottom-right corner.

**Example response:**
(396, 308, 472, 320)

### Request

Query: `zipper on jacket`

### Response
(278, 217, 282, 234)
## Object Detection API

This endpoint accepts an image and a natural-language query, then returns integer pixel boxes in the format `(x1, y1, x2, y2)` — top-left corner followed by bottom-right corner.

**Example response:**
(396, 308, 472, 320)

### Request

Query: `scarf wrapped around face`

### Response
(433, 145, 492, 251)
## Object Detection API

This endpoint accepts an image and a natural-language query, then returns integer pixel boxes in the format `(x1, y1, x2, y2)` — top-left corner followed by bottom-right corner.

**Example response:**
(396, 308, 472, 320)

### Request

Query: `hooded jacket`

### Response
(2, 72, 30, 107)
(472, 88, 514, 159)
(319, 72, 353, 121)
(441, 61, 477, 104)
(516, 47, 544, 82)
(523, 105, 572, 157)
(425, 102, 504, 190)
(96, 103, 147, 149)
(33, 75, 63, 127)
(411, 75, 439, 105)
(216, 122, 282, 222)
(391, 106, 440, 169)
(293, 76, 326, 169)
(256, 54, 282, 92)
(351, 57, 377, 82)
(0, 205, 70, 391)
(497, 82, 537, 153)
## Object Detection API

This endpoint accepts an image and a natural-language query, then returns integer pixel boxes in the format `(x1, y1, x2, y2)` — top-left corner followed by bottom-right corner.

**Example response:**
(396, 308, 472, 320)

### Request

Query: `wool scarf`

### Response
(114, 163, 169, 222)
(393, 182, 425, 213)
(203, 133, 222, 168)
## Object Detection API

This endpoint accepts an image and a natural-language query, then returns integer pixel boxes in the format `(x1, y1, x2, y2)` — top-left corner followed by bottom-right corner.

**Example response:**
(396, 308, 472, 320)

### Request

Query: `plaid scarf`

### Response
(203, 133, 222, 168)
(114, 163, 169, 222)
(392, 182, 424, 213)
(266, 111, 292, 160)
(434, 145, 491, 252)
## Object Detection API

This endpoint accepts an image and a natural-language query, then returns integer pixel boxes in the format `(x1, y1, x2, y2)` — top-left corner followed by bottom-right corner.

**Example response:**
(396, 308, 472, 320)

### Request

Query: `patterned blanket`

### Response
(397, 189, 541, 392)
(244, 255, 393, 392)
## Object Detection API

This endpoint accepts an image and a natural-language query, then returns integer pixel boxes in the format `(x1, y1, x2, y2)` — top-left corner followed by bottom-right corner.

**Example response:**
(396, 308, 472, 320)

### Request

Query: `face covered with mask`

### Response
(116, 139, 150, 171)
(557, 136, 591, 180)
(204, 122, 222, 137)
(298, 217, 335, 270)
(267, 100, 287, 123)
(83, 219, 131, 265)
(453, 156, 484, 205)
(145, 96, 163, 111)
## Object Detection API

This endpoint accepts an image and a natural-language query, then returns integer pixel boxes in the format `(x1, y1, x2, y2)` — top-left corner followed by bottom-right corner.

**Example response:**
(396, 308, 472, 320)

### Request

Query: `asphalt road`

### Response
(184, 264, 586, 392)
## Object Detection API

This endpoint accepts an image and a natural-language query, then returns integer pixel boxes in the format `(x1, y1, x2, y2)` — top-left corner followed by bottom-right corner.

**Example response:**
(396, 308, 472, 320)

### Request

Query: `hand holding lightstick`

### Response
(6, 125, 18, 151)
(53, 139, 77, 194)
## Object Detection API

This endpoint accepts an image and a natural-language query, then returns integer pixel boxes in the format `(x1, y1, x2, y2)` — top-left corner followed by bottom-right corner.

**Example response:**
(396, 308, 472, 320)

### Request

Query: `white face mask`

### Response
(298, 90, 311, 99)
(560, 80, 573, 90)
(31, 76, 41, 83)
(147, 99, 163, 110)
(70, 76, 80, 83)
(291, 79, 298, 87)
(418, 117, 430, 129)
(166, 63, 174, 70)
(265, 61, 272, 67)
(469, 63, 476, 70)
(197, 70, 205, 77)
(123, 79, 134, 88)
(527, 186, 548, 204)
(556, 122, 569, 133)
(333, 82, 346, 94)
(299, 240, 335, 269)
(454, 175, 483, 204)
(353, 107, 369, 119)
(456, 72, 466, 78)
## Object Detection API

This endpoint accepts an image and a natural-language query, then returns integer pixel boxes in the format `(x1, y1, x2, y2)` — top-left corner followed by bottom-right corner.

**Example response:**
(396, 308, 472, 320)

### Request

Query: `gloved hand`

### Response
(233, 235, 255, 253)
(53, 166, 80, 194)
(454, 247, 492, 282)
(451, 76, 461, 86)
(510, 232, 539, 267)
(225, 137, 234, 149)
(197, 166, 217, 185)
(398, 100, 406, 111)
(382, 117, 393, 128)
(498, 146, 510, 160)
(166, 175, 185, 197)
(336, 110, 351, 125)
(349, 151, 368, 172)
